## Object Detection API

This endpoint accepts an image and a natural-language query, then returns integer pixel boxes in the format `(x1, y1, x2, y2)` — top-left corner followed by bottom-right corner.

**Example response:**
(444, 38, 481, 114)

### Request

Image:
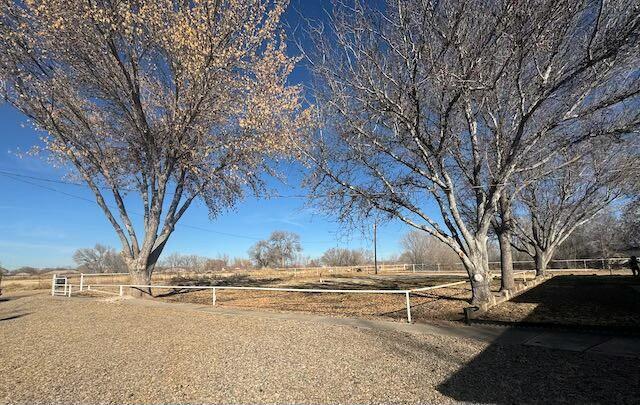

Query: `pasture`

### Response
(28, 268, 517, 323)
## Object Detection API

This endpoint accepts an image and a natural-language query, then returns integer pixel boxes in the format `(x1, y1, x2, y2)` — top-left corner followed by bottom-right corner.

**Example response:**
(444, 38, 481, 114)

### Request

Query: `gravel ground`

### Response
(1, 291, 638, 404)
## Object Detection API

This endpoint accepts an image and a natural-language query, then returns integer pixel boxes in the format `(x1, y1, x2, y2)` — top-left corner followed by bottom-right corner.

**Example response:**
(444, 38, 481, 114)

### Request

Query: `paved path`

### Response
(122, 296, 640, 358)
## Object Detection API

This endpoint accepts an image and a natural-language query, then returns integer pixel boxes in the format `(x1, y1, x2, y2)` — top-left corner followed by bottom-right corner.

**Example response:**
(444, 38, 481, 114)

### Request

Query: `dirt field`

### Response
(481, 275, 640, 328)
(1, 291, 639, 404)
(77, 273, 505, 323)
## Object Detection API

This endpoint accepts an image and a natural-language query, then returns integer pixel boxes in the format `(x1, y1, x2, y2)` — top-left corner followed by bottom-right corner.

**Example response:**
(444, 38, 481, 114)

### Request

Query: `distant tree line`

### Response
(6, 207, 639, 275)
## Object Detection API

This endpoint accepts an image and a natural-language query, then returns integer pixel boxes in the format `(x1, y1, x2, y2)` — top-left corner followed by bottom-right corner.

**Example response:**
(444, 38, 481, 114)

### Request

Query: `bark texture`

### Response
(498, 230, 516, 291)
(534, 249, 549, 277)
(127, 259, 155, 297)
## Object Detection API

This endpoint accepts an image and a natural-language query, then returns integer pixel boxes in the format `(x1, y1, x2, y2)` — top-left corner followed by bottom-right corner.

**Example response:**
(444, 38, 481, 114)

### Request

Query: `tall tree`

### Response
(513, 141, 634, 276)
(620, 199, 640, 251)
(302, 0, 640, 304)
(73, 243, 126, 273)
(321, 247, 370, 267)
(400, 230, 459, 267)
(248, 231, 302, 268)
(0, 0, 308, 293)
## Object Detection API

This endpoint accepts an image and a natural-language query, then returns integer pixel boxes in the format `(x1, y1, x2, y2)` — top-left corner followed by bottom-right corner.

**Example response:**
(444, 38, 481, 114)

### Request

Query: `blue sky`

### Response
(0, 1, 413, 270)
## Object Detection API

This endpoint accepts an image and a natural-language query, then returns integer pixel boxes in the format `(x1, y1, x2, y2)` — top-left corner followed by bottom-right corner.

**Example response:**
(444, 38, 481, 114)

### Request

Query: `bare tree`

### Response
(160, 253, 210, 273)
(73, 244, 126, 273)
(513, 141, 634, 276)
(620, 199, 640, 251)
(203, 255, 229, 272)
(321, 247, 370, 267)
(302, 0, 640, 304)
(160, 252, 186, 272)
(248, 231, 302, 268)
(248, 240, 271, 268)
(0, 0, 308, 294)
(558, 209, 624, 259)
(399, 230, 459, 267)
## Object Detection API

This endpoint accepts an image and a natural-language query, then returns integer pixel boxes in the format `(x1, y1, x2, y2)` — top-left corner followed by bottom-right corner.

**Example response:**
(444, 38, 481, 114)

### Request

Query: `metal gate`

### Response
(51, 275, 71, 297)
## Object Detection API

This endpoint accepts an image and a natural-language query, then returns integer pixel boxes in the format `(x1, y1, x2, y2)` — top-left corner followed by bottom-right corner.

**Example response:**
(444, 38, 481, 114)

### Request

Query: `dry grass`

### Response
(68, 272, 516, 323)
(145, 274, 499, 323)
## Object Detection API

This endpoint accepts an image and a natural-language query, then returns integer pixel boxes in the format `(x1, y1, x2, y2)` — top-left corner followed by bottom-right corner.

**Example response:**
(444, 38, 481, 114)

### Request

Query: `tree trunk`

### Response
(496, 193, 515, 292)
(465, 241, 493, 307)
(534, 249, 548, 277)
(126, 258, 155, 298)
(497, 228, 515, 292)
(470, 271, 493, 306)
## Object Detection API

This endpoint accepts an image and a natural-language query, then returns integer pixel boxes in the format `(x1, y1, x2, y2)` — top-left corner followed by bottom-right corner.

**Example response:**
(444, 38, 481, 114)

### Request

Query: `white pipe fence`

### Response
(402, 257, 630, 273)
(60, 277, 488, 323)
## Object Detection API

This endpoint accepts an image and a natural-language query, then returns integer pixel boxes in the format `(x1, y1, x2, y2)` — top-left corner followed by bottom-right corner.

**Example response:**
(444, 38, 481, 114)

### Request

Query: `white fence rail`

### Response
(52, 275, 503, 323)
(401, 257, 630, 273)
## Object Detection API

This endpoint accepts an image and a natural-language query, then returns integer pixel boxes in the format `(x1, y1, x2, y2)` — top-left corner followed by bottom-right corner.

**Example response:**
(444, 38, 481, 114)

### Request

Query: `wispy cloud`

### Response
(245, 209, 313, 227)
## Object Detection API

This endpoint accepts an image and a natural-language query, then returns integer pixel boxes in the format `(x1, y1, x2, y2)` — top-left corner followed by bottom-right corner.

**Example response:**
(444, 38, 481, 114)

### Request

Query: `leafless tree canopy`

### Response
(320, 247, 370, 266)
(399, 230, 459, 265)
(512, 138, 635, 274)
(303, 0, 640, 303)
(248, 231, 302, 268)
(0, 0, 309, 289)
(72, 243, 126, 273)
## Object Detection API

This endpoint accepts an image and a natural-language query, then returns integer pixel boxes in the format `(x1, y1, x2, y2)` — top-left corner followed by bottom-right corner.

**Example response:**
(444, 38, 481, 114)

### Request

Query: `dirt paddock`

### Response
(79, 273, 505, 323)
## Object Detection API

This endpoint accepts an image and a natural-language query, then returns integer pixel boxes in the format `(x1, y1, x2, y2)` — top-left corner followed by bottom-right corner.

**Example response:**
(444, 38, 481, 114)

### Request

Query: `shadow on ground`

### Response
(436, 275, 640, 403)
(480, 275, 640, 329)
(292, 275, 467, 290)
(155, 274, 287, 297)
(0, 313, 30, 322)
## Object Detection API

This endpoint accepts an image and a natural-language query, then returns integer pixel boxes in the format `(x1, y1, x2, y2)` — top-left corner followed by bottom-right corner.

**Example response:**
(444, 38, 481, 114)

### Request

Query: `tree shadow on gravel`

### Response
(435, 331, 640, 404)
(411, 289, 470, 303)
(294, 276, 467, 291)
(154, 274, 286, 298)
(480, 275, 640, 329)
(0, 313, 30, 322)
(436, 275, 640, 403)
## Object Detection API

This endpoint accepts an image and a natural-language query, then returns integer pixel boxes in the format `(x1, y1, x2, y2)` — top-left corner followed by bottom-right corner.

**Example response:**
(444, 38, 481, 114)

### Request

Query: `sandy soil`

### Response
(1, 291, 639, 404)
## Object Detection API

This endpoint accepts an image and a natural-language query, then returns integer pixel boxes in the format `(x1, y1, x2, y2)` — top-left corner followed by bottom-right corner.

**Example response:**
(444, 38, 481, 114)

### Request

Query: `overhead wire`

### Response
(0, 171, 333, 244)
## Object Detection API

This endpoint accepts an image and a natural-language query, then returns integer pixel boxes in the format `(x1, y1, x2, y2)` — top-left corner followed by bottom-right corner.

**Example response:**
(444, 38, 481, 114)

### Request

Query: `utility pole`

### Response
(373, 220, 378, 275)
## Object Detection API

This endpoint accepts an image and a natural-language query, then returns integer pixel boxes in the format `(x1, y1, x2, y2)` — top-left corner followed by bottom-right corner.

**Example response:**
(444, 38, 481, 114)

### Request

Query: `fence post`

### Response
(412, 264, 416, 273)
(405, 291, 412, 323)
(67, 284, 72, 298)
(212, 288, 217, 306)
(119, 285, 124, 297)
(79, 273, 84, 292)
(436, 263, 441, 272)
(51, 274, 56, 296)
(583, 259, 587, 270)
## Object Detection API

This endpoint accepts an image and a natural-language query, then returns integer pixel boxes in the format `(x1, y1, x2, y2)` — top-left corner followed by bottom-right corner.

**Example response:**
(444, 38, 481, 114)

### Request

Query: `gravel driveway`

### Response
(1, 292, 638, 404)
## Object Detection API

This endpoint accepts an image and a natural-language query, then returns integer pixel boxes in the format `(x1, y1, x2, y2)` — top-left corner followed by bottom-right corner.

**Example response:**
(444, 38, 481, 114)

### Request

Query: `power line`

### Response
(0, 169, 309, 199)
(0, 172, 333, 244)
